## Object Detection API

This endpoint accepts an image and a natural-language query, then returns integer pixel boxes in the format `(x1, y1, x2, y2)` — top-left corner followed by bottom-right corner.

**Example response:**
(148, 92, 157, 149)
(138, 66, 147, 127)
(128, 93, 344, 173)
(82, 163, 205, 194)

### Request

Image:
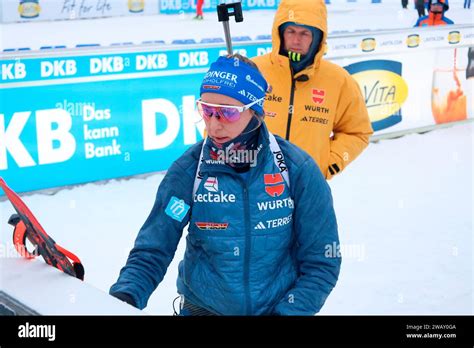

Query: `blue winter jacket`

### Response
(110, 123, 341, 315)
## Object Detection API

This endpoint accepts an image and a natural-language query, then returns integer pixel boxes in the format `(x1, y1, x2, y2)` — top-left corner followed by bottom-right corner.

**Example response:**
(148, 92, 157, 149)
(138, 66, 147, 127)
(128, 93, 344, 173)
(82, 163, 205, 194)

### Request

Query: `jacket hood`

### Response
(271, 0, 328, 75)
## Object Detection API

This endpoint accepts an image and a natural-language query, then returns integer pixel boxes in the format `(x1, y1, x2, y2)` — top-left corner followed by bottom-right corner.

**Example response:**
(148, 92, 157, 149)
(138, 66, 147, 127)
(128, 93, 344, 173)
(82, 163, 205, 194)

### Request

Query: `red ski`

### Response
(0, 177, 84, 280)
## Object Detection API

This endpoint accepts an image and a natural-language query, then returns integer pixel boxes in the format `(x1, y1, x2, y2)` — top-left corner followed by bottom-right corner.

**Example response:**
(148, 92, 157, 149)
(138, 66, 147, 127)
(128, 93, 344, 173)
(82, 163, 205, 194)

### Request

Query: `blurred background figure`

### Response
(415, 0, 426, 17)
(194, 0, 204, 20)
(467, 47, 474, 79)
(464, 0, 471, 9)
(402, 0, 409, 9)
(414, 0, 453, 26)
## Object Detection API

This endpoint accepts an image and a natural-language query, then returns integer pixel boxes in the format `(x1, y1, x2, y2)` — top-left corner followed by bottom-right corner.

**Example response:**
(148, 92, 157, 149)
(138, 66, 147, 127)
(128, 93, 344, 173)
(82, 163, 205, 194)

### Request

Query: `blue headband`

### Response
(200, 56, 268, 116)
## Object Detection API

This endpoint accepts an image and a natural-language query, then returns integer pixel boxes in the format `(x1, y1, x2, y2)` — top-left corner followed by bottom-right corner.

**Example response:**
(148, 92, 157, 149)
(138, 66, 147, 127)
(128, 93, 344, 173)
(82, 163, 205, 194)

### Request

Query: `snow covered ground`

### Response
(1, 0, 473, 50)
(1, 122, 472, 315)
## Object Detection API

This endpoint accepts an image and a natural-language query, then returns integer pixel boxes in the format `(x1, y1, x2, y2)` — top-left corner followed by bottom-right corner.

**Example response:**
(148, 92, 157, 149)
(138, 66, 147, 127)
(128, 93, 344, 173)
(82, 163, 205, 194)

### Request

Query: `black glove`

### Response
(111, 292, 137, 308)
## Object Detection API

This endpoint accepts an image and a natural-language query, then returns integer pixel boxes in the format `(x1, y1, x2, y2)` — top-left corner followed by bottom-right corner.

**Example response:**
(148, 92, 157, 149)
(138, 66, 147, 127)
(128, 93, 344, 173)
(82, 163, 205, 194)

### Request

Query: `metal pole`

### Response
(222, 21, 233, 55)
(217, 2, 243, 56)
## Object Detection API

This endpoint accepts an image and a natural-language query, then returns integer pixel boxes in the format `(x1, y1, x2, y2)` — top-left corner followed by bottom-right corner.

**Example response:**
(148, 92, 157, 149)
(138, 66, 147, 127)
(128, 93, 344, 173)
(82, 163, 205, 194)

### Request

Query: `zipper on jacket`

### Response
(242, 185, 252, 315)
(285, 78, 296, 141)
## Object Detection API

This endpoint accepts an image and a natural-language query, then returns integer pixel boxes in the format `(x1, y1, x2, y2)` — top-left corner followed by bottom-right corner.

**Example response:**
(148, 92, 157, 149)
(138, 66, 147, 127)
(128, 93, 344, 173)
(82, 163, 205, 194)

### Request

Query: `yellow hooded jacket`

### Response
(252, 0, 373, 179)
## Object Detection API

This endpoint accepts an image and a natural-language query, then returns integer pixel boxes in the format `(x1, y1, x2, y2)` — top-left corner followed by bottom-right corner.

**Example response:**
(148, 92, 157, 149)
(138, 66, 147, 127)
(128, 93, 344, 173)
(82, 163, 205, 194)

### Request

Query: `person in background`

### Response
(109, 54, 341, 316)
(252, 0, 373, 180)
(415, 0, 426, 17)
(194, 0, 204, 20)
(414, 0, 454, 26)
(402, 0, 409, 9)
(464, 0, 471, 9)
(467, 47, 474, 79)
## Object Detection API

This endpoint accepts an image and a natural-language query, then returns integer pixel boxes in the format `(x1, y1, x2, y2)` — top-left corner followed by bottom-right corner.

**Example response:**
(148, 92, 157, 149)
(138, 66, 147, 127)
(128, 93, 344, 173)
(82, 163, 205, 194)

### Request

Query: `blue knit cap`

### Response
(200, 56, 268, 116)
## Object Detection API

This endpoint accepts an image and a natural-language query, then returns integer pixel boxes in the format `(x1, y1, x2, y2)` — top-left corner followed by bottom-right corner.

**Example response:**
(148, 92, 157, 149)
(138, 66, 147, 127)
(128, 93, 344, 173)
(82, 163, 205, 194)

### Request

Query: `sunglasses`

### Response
(196, 98, 264, 123)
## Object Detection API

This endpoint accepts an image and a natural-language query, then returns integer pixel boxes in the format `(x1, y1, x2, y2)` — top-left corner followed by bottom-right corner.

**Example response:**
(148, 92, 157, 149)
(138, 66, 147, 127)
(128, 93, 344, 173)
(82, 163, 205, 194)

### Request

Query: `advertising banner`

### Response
(158, 0, 280, 15)
(338, 48, 473, 134)
(0, 0, 159, 23)
(1, 26, 473, 193)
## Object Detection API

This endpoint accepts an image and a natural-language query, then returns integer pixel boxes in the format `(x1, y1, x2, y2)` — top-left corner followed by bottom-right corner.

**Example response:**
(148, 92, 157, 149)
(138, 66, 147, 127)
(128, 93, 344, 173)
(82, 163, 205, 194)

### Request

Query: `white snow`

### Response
(1, 122, 472, 315)
(0, 258, 144, 315)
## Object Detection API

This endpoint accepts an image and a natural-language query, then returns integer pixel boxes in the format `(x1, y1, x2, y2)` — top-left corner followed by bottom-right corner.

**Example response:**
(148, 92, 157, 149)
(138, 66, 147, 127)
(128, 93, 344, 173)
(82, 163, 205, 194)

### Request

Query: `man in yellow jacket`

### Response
(253, 0, 373, 179)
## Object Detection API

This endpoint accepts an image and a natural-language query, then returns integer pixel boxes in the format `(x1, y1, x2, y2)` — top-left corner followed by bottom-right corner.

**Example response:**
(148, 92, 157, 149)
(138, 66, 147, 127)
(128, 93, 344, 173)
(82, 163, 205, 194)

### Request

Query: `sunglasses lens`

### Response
(219, 107, 241, 122)
(197, 102, 242, 123)
(200, 104, 214, 119)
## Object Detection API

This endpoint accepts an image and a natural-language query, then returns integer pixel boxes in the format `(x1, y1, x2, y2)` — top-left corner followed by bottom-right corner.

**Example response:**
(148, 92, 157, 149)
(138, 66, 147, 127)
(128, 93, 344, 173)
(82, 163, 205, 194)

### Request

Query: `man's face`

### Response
(283, 25, 313, 55)
(430, 3, 444, 13)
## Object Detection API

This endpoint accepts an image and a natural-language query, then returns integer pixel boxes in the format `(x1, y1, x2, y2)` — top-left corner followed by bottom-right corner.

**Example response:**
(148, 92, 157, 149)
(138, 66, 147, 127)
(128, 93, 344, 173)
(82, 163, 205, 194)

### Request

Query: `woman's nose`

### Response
(206, 113, 223, 132)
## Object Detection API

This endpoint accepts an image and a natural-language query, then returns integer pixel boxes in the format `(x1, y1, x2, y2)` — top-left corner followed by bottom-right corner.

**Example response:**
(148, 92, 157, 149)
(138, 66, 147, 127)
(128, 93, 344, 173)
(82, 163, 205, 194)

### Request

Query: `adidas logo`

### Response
(254, 221, 266, 230)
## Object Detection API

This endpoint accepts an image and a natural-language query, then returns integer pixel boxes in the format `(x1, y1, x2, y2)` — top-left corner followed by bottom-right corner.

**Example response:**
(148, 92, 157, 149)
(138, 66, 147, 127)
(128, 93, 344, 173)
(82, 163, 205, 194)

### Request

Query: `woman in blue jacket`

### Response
(110, 54, 341, 315)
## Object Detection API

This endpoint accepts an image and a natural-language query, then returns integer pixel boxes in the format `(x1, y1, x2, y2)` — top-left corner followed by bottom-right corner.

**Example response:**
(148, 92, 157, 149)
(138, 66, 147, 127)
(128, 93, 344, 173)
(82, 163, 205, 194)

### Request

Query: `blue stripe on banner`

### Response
(344, 59, 401, 75)
(371, 114, 402, 132)
(1, 45, 273, 86)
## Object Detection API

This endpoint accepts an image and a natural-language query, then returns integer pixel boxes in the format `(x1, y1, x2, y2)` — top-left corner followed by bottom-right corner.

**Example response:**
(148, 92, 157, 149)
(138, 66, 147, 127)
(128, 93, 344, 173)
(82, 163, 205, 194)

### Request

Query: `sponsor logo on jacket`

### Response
(257, 197, 294, 211)
(194, 191, 236, 203)
(204, 177, 219, 192)
(304, 105, 330, 114)
(344, 60, 408, 132)
(195, 222, 229, 230)
(196, 177, 236, 203)
(264, 173, 285, 197)
(361, 38, 376, 52)
(300, 115, 329, 124)
(265, 94, 283, 103)
(254, 213, 293, 229)
(312, 89, 325, 104)
(272, 151, 287, 173)
(448, 31, 461, 44)
(265, 111, 277, 118)
(165, 196, 190, 222)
